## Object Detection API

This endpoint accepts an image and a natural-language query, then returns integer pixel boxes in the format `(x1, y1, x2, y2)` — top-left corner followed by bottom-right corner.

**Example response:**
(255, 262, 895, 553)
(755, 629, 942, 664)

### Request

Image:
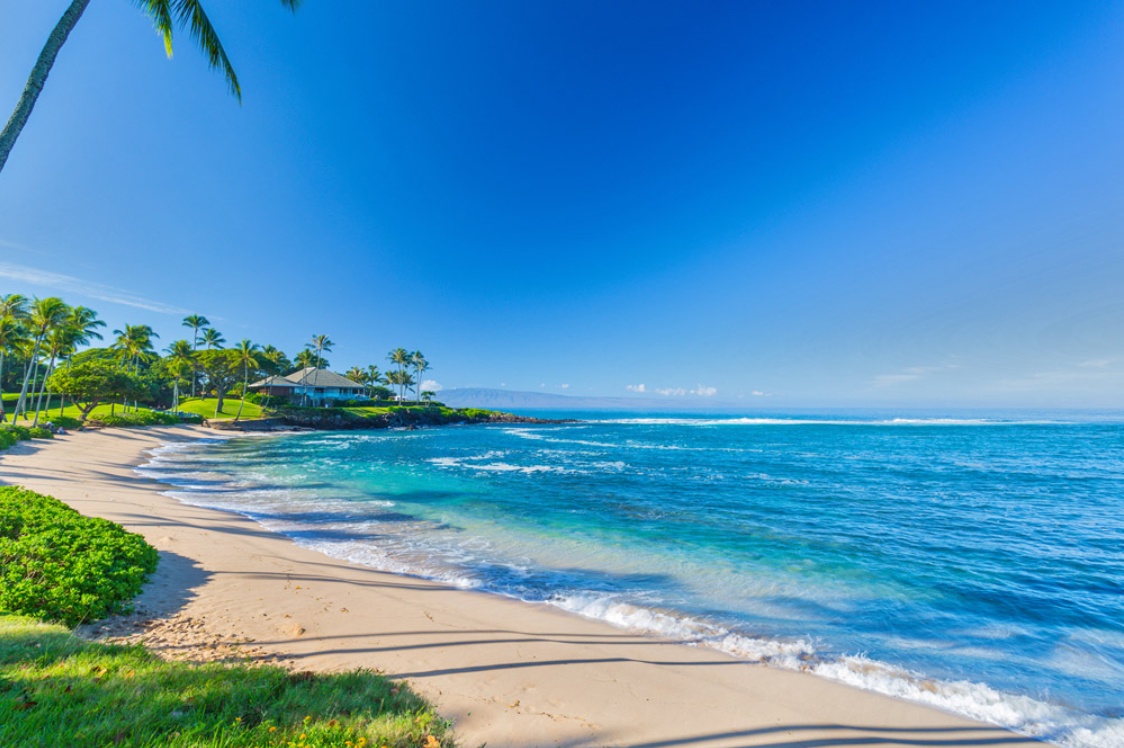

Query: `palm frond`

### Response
(136, 0, 175, 58)
(171, 0, 241, 101)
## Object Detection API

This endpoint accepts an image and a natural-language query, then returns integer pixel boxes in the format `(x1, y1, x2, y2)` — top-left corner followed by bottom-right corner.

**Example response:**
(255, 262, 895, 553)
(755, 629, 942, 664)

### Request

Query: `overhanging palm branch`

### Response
(1, 0, 301, 174)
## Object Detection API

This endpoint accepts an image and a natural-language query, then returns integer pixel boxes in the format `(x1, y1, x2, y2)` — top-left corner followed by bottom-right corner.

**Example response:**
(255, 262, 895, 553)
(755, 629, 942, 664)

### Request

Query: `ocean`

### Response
(138, 413, 1124, 747)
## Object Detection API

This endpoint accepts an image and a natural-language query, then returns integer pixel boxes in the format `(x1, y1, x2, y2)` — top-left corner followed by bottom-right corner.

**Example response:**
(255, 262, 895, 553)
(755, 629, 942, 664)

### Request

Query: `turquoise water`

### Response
(140, 415, 1124, 747)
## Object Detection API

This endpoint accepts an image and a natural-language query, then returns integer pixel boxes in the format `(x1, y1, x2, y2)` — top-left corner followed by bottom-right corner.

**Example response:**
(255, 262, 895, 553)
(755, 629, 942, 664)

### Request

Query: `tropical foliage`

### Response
(1, 291, 439, 423)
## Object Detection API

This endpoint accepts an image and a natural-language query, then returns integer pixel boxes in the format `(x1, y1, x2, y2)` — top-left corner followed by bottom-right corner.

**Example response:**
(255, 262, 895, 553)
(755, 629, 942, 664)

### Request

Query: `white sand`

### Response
(0, 426, 1042, 747)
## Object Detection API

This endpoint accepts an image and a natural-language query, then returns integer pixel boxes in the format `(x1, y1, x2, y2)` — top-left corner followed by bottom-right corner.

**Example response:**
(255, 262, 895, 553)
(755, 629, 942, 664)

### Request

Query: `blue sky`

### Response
(1, 1, 1122, 408)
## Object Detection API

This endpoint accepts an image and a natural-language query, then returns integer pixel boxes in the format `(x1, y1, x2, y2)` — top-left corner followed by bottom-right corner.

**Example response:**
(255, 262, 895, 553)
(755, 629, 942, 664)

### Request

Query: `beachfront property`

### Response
(248, 366, 366, 406)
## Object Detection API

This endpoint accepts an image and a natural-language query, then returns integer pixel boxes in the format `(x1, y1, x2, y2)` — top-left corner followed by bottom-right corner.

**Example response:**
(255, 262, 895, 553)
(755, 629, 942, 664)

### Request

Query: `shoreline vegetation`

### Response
(0, 484, 452, 748)
(0, 292, 570, 444)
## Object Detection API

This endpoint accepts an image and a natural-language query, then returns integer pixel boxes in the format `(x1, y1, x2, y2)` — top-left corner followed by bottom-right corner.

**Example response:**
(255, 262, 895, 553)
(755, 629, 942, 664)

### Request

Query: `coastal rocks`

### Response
(203, 417, 289, 431)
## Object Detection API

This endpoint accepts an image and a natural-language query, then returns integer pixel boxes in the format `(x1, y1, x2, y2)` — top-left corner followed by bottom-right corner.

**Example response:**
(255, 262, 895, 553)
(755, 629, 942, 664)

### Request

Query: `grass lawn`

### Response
(176, 397, 264, 420)
(5, 402, 150, 425)
(339, 406, 395, 417)
(0, 615, 450, 747)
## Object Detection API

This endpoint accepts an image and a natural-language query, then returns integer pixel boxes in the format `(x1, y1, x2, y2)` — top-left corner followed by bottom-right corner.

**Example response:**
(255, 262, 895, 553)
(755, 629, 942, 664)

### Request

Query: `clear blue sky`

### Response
(2, 1, 1122, 408)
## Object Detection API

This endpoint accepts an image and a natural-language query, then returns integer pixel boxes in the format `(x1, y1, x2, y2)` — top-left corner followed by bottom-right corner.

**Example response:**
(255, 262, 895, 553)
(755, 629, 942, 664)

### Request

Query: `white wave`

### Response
(548, 594, 1120, 748)
(429, 455, 575, 475)
(592, 417, 1050, 427)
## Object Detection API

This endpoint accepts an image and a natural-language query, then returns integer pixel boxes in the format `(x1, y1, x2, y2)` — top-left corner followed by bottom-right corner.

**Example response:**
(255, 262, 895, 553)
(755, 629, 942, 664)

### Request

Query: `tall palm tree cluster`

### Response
(381, 348, 431, 403)
(1, 294, 438, 421)
(1, 293, 105, 425)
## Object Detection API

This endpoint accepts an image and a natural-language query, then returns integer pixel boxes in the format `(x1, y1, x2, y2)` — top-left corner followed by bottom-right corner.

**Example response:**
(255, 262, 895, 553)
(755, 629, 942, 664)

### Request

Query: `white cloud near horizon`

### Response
(420, 379, 442, 392)
(560, 383, 570, 389)
(653, 384, 717, 397)
(872, 363, 962, 388)
(0, 261, 189, 315)
(626, 383, 646, 393)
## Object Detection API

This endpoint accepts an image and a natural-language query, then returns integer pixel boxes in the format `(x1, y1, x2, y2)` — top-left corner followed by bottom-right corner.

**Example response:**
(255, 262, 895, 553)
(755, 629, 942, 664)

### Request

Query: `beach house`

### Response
(249, 367, 367, 406)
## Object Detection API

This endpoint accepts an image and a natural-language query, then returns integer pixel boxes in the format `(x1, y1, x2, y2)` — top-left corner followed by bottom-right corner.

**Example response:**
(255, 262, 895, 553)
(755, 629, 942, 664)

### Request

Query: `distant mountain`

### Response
(436, 388, 707, 412)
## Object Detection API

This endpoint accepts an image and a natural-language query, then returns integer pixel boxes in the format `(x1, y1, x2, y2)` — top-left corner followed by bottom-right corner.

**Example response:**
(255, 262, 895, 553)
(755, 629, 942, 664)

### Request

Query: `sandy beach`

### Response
(0, 425, 1042, 748)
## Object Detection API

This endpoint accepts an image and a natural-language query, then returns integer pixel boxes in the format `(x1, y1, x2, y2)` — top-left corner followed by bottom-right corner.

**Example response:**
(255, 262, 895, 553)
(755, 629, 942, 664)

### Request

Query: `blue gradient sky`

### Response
(2, 1, 1122, 408)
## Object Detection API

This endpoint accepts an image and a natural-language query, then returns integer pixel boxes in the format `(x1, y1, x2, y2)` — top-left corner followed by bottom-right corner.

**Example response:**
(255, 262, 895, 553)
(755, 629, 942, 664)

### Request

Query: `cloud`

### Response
(751, 390, 768, 397)
(0, 239, 36, 253)
(626, 383, 646, 393)
(0, 261, 189, 315)
(872, 363, 961, 388)
(420, 379, 442, 392)
(560, 383, 570, 389)
(653, 385, 717, 397)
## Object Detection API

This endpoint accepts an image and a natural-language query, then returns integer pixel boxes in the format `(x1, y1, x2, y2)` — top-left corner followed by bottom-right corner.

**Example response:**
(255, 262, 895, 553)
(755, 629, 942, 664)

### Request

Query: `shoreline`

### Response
(0, 426, 1043, 747)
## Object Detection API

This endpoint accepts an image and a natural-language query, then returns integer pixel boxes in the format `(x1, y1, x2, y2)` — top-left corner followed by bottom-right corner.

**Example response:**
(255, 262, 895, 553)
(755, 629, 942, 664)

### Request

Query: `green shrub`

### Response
(0, 430, 16, 450)
(92, 410, 180, 428)
(49, 415, 82, 430)
(27, 427, 53, 439)
(0, 487, 159, 626)
(0, 424, 32, 441)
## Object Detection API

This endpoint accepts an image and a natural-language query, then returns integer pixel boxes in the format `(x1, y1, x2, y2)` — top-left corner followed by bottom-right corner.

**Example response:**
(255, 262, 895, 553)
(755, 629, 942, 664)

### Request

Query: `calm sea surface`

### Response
(139, 414, 1124, 747)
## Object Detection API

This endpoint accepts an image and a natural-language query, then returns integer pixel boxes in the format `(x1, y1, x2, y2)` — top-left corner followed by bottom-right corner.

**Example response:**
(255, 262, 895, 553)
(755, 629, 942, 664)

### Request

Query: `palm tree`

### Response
(258, 345, 291, 377)
(33, 305, 104, 424)
(165, 339, 195, 412)
(410, 351, 429, 404)
(13, 297, 68, 420)
(0, 0, 301, 175)
(182, 314, 209, 349)
(299, 335, 332, 407)
(293, 348, 321, 370)
(387, 347, 410, 401)
(309, 335, 333, 368)
(111, 324, 159, 411)
(233, 339, 259, 421)
(182, 314, 209, 396)
(385, 368, 414, 403)
(364, 365, 384, 399)
(0, 294, 29, 423)
(201, 327, 225, 350)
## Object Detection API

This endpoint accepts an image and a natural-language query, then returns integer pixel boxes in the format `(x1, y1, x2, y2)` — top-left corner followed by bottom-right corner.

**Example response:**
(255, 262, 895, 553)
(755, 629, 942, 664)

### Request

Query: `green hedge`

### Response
(0, 487, 158, 626)
(91, 410, 181, 428)
(0, 424, 54, 452)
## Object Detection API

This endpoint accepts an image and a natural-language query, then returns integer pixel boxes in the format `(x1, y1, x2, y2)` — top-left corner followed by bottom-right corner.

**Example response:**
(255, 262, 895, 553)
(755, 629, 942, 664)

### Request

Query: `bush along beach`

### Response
(0, 486, 453, 747)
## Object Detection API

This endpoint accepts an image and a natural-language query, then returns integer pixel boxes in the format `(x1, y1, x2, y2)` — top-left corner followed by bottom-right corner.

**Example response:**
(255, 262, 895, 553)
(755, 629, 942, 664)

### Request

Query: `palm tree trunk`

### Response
(191, 332, 199, 398)
(0, 0, 92, 174)
(14, 338, 43, 419)
(32, 353, 58, 426)
(0, 352, 7, 422)
(235, 364, 247, 420)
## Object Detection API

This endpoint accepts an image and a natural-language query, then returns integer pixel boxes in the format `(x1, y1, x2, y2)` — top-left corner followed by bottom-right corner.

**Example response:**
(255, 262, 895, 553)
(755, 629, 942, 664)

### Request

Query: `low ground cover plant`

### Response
(0, 423, 53, 450)
(0, 487, 158, 626)
(0, 616, 452, 747)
